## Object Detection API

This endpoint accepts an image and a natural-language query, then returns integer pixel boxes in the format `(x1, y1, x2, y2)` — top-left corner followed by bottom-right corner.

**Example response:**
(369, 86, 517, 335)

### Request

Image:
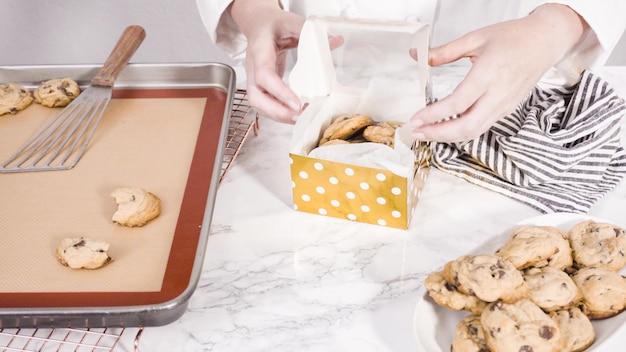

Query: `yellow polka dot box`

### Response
(288, 16, 432, 229)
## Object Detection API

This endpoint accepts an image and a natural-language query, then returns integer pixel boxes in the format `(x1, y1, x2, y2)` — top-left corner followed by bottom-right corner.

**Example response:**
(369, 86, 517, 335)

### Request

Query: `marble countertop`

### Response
(136, 66, 626, 352)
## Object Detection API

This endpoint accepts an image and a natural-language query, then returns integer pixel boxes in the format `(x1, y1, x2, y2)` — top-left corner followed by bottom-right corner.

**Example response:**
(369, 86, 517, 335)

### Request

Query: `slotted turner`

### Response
(0, 25, 146, 173)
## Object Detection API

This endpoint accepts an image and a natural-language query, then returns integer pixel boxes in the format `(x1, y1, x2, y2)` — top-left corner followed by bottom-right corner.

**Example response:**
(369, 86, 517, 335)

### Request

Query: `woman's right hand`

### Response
(229, 0, 306, 123)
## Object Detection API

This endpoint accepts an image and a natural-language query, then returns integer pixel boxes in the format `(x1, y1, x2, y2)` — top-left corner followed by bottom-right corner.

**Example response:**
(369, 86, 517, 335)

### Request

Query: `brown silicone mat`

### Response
(0, 87, 227, 308)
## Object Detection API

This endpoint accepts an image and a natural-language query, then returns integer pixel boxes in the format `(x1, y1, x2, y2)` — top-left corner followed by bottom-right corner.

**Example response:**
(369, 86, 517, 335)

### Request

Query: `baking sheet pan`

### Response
(0, 63, 236, 328)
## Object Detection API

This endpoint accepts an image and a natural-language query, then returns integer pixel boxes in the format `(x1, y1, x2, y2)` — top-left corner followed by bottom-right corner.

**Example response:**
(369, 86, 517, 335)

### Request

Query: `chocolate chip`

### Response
(73, 239, 86, 248)
(539, 326, 554, 340)
(519, 346, 534, 352)
(490, 301, 503, 311)
(468, 325, 478, 335)
(444, 282, 457, 292)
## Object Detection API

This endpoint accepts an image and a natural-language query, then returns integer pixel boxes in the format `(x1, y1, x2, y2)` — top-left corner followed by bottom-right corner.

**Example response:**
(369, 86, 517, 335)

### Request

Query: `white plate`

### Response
(413, 212, 626, 352)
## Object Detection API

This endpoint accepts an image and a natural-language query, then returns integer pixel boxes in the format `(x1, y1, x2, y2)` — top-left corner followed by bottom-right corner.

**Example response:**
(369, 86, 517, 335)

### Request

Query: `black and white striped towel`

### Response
(432, 70, 626, 213)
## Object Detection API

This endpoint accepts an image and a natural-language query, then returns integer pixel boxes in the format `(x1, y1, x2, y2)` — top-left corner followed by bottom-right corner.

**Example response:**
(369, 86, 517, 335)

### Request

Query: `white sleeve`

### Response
(519, 1, 626, 67)
(195, 0, 248, 58)
(515, 1, 626, 87)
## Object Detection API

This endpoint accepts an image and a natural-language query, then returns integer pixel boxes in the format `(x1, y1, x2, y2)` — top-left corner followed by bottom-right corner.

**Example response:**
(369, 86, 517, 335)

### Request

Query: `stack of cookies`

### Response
(424, 219, 626, 352)
(317, 113, 404, 148)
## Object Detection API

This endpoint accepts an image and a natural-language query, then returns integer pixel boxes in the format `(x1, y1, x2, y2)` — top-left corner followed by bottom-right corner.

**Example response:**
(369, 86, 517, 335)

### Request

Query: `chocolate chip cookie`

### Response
(111, 187, 161, 227)
(33, 78, 81, 108)
(362, 120, 404, 147)
(318, 139, 350, 146)
(523, 266, 581, 312)
(495, 225, 573, 270)
(443, 254, 527, 303)
(424, 271, 487, 315)
(0, 83, 33, 116)
(56, 237, 112, 269)
(451, 314, 490, 352)
(318, 114, 372, 146)
(549, 307, 596, 352)
(480, 299, 563, 352)
(571, 266, 626, 319)
(568, 220, 626, 272)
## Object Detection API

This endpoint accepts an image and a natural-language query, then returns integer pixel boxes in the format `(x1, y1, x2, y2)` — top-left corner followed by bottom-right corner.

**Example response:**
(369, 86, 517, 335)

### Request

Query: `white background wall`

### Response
(1, 0, 625, 68)
(0, 0, 237, 67)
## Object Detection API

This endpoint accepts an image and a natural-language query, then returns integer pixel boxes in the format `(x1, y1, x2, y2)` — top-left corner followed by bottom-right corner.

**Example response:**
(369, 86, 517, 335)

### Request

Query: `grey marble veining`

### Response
(136, 66, 626, 352)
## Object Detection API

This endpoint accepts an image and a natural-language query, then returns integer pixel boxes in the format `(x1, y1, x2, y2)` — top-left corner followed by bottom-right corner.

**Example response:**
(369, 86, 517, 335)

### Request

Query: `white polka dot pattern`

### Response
(289, 153, 427, 229)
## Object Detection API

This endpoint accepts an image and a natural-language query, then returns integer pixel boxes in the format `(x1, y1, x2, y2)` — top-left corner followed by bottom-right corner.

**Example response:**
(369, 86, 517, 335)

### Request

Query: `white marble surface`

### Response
(135, 66, 626, 352)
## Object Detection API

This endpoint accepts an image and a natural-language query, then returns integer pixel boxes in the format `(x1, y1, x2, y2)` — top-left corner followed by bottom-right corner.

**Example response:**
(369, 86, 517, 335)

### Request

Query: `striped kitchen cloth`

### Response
(431, 70, 626, 214)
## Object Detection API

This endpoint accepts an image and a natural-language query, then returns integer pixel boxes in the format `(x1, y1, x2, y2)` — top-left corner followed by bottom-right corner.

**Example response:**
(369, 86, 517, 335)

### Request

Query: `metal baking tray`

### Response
(0, 63, 236, 329)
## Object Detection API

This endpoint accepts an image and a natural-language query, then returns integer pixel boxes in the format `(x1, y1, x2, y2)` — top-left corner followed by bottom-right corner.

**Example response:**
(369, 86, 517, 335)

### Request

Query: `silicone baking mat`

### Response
(0, 87, 226, 308)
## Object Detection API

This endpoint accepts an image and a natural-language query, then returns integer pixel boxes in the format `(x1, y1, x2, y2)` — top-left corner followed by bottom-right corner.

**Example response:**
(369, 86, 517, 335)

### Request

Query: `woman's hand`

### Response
(229, 0, 306, 124)
(410, 4, 588, 143)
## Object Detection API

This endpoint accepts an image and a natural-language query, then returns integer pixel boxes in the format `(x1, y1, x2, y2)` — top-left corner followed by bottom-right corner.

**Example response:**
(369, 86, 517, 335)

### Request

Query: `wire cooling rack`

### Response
(0, 327, 142, 352)
(0, 89, 258, 352)
(220, 89, 260, 183)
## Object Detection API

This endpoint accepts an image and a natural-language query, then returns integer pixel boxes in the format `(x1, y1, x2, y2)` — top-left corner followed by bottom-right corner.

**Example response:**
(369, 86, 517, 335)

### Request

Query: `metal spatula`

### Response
(0, 25, 146, 173)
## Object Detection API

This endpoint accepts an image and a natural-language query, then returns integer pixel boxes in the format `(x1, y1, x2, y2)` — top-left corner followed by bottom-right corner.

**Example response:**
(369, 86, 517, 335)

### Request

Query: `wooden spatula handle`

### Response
(91, 25, 146, 87)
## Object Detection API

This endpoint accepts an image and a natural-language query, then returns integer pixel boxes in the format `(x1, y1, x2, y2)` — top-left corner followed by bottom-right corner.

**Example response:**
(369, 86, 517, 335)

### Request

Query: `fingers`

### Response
(409, 13, 581, 143)
(246, 64, 301, 124)
(412, 65, 488, 125)
(328, 35, 344, 50)
(410, 28, 516, 143)
(246, 89, 299, 125)
(428, 34, 479, 67)
(251, 33, 342, 123)
(244, 30, 302, 123)
(230, 7, 306, 124)
(410, 69, 526, 143)
(411, 93, 502, 143)
(410, 65, 509, 142)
